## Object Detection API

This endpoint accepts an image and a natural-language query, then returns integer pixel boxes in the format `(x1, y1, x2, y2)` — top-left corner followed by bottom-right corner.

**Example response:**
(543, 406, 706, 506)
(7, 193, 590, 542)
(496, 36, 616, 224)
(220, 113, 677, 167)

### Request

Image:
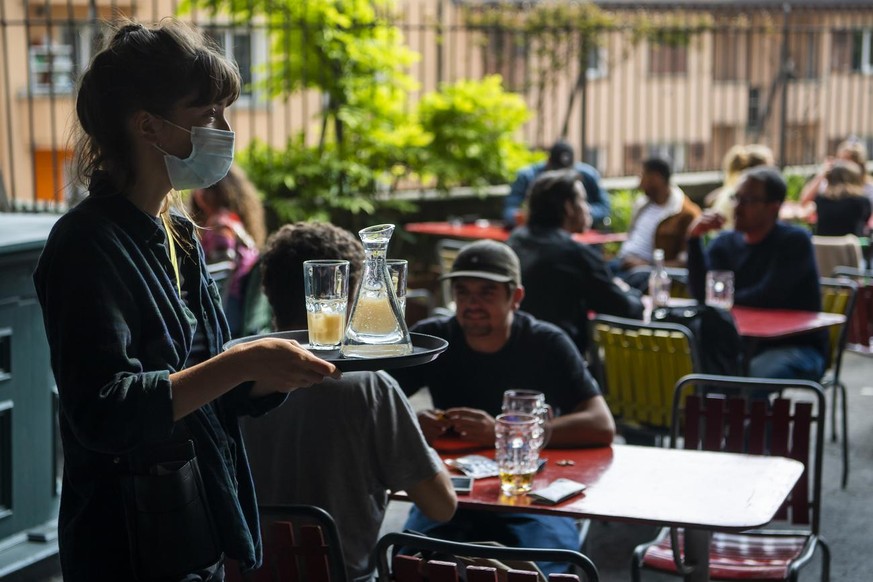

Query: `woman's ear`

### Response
(130, 111, 163, 146)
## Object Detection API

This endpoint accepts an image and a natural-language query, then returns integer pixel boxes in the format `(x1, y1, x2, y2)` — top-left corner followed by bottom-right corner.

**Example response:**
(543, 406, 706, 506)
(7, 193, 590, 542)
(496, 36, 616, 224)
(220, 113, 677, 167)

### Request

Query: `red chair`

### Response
(632, 374, 830, 582)
(376, 531, 599, 582)
(226, 505, 348, 582)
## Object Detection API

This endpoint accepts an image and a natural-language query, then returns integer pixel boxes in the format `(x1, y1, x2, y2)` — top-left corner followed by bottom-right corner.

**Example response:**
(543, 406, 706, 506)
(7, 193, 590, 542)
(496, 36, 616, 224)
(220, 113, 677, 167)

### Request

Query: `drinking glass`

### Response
(495, 413, 543, 496)
(303, 259, 349, 350)
(386, 259, 408, 315)
(705, 270, 735, 310)
(502, 389, 551, 449)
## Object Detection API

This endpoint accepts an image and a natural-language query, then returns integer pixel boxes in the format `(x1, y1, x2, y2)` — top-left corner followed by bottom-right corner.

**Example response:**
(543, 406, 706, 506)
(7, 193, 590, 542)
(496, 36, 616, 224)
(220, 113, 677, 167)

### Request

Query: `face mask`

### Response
(155, 119, 235, 190)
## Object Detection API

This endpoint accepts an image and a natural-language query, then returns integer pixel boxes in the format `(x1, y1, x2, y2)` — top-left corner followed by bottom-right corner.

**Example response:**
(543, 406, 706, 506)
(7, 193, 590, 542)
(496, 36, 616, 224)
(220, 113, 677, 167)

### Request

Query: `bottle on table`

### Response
(648, 248, 671, 308)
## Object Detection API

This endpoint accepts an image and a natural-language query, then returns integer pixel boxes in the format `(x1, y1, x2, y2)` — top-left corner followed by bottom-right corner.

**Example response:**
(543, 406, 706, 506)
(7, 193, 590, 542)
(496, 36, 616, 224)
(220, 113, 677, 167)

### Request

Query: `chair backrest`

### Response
(671, 374, 825, 534)
(831, 266, 872, 348)
(206, 259, 237, 302)
(436, 238, 469, 311)
(375, 531, 599, 582)
(226, 504, 348, 582)
(812, 234, 863, 280)
(590, 315, 700, 434)
(819, 276, 857, 374)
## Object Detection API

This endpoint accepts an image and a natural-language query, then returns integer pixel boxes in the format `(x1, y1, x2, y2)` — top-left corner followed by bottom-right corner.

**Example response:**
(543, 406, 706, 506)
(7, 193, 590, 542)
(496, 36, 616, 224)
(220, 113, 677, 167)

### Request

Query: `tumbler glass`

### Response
(705, 270, 735, 310)
(303, 260, 349, 350)
(501, 389, 551, 449)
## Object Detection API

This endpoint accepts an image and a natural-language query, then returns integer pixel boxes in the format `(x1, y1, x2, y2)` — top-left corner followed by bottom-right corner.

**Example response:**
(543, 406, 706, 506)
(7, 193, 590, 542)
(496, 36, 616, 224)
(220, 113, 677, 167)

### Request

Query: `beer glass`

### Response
(502, 389, 551, 449)
(495, 413, 543, 496)
(705, 270, 735, 310)
(303, 260, 349, 350)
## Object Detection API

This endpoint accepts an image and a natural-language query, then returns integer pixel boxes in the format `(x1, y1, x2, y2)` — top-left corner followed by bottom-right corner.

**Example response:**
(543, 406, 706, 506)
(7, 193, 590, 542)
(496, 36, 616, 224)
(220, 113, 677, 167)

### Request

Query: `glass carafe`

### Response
(341, 224, 413, 357)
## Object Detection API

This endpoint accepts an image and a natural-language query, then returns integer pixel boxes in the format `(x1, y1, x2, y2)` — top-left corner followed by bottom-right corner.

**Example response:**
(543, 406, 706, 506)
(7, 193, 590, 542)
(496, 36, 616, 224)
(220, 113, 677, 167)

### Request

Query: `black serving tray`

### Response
(223, 330, 448, 372)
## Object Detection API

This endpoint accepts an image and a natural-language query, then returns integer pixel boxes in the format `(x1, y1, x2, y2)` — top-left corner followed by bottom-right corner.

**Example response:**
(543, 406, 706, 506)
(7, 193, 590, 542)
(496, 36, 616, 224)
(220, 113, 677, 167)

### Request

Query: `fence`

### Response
(2, 0, 873, 210)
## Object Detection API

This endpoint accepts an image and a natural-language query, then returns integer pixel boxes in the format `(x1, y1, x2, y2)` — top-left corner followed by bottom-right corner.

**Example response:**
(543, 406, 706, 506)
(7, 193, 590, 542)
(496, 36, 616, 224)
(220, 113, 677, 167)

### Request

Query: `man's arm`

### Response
(578, 246, 644, 319)
(504, 168, 532, 226)
(577, 165, 611, 226)
(685, 213, 726, 302)
(546, 395, 615, 448)
(405, 465, 457, 523)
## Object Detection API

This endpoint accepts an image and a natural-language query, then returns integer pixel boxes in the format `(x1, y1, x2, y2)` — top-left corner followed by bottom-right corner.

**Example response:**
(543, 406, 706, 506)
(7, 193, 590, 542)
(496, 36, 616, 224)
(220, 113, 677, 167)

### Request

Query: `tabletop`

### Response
(404, 221, 627, 246)
(731, 305, 845, 339)
(410, 443, 803, 533)
(645, 297, 845, 340)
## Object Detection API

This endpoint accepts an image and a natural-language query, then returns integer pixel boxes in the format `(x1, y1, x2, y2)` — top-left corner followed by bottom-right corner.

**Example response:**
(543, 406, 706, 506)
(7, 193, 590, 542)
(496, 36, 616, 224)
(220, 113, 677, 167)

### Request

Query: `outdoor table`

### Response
(404, 221, 627, 245)
(394, 443, 803, 582)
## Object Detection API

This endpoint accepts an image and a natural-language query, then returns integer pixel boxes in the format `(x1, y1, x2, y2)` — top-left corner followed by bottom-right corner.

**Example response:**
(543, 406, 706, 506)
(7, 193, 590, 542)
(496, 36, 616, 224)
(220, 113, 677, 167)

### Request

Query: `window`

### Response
(205, 26, 266, 101)
(747, 86, 762, 132)
(583, 146, 607, 175)
(832, 30, 873, 74)
(586, 44, 608, 80)
(787, 30, 820, 80)
(28, 24, 102, 94)
(482, 29, 528, 92)
(649, 39, 687, 75)
(713, 31, 747, 81)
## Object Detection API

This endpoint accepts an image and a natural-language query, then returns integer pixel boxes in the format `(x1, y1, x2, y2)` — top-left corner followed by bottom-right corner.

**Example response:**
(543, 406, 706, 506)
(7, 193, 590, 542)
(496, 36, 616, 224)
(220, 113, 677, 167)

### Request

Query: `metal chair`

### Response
(819, 276, 857, 488)
(435, 238, 469, 314)
(376, 530, 599, 582)
(589, 315, 700, 445)
(226, 504, 348, 582)
(632, 374, 830, 582)
(831, 266, 873, 352)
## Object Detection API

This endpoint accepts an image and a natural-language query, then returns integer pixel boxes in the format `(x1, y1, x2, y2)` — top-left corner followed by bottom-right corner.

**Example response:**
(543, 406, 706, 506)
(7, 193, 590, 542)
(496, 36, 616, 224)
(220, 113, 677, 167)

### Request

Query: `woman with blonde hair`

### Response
(800, 138, 873, 205)
(814, 159, 872, 237)
(707, 143, 775, 228)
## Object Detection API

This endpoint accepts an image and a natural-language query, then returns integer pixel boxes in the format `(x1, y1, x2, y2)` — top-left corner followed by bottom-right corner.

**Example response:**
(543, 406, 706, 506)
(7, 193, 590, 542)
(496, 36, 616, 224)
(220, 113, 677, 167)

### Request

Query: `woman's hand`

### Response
(233, 338, 340, 397)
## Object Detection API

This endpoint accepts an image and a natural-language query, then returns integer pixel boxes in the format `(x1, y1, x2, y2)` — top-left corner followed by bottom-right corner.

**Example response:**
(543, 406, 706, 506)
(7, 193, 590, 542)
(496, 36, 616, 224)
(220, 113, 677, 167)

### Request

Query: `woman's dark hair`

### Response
(527, 169, 584, 229)
(261, 222, 365, 330)
(74, 19, 241, 192)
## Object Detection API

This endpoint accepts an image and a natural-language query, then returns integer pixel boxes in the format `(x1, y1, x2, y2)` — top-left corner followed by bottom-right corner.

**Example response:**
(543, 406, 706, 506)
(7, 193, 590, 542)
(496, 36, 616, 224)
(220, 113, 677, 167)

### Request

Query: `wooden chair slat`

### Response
(703, 396, 725, 451)
(299, 524, 331, 582)
(771, 399, 791, 457)
(790, 402, 813, 526)
(748, 400, 768, 455)
(271, 521, 300, 582)
(393, 554, 425, 582)
(466, 565, 499, 582)
(725, 397, 746, 453)
(506, 570, 540, 582)
(427, 559, 460, 582)
(684, 395, 701, 450)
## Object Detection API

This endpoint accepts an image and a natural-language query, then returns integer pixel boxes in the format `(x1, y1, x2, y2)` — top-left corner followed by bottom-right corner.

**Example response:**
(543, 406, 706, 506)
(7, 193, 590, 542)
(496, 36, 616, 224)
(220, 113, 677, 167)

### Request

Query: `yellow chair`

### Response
(590, 315, 700, 444)
(819, 276, 857, 489)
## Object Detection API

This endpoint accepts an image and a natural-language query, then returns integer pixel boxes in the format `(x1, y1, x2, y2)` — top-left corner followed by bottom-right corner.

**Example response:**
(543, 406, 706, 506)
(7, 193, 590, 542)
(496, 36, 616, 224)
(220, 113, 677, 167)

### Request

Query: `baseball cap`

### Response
(441, 240, 521, 287)
(547, 140, 575, 169)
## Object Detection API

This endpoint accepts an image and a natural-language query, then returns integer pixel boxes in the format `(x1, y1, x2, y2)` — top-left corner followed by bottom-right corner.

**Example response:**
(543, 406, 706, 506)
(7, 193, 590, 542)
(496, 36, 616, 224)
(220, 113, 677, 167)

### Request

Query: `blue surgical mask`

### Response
(154, 119, 235, 190)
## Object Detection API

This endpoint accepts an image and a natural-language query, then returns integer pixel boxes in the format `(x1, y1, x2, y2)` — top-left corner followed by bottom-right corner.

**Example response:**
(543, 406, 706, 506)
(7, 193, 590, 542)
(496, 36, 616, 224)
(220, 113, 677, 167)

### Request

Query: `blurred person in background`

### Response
(812, 159, 872, 237)
(800, 138, 873, 207)
(189, 164, 266, 336)
(706, 144, 775, 229)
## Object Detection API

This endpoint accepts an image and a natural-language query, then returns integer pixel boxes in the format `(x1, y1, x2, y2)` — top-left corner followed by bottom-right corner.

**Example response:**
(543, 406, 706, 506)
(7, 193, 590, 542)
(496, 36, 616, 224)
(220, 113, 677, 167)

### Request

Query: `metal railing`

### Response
(2, 0, 873, 209)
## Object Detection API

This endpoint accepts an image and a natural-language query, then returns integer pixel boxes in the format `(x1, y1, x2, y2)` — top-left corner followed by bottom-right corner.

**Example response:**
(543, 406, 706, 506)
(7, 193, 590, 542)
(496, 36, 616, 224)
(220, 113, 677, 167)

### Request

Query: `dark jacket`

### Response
(33, 174, 283, 581)
(509, 225, 644, 354)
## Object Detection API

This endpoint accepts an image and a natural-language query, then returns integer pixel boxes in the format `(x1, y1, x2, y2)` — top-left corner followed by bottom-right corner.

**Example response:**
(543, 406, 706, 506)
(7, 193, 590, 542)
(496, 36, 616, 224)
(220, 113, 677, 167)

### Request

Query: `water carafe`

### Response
(341, 224, 413, 357)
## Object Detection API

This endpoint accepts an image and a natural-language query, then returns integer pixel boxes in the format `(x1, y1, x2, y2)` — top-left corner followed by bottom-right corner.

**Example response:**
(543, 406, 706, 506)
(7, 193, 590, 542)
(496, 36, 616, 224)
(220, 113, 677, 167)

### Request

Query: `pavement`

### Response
(381, 349, 873, 581)
(14, 351, 873, 581)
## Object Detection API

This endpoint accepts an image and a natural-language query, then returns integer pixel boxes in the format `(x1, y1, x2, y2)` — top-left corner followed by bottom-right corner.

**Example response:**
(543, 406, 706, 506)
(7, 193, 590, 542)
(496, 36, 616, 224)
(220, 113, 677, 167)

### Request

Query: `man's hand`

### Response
(418, 409, 453, 443)
(687, 211, 726, 239)
(445, 407, 497, 446)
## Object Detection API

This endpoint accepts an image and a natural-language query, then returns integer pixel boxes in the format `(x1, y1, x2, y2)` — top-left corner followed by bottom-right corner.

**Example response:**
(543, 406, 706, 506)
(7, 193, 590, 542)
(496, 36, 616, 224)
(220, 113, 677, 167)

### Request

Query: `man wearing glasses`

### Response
(685, 166, 827, 381)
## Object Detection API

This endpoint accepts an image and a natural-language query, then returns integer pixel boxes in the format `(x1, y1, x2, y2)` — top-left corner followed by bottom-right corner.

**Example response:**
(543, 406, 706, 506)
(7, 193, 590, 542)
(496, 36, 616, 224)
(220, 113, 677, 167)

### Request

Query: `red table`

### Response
(730, 305, 845, 339)
(404, 221, 627, 246)
(396, 443, 803, 582)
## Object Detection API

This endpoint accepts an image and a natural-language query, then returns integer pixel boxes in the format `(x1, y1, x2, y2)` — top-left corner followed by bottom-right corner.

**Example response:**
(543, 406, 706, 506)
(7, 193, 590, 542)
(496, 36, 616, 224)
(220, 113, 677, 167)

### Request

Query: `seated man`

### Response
(241, 222, 456, 581)
(504, 140, 610, 229)
(686, 166, 827, 381)
(508, 169, 644, 355)
(611, 157, 701, 290)
(390, 240, 615, 576)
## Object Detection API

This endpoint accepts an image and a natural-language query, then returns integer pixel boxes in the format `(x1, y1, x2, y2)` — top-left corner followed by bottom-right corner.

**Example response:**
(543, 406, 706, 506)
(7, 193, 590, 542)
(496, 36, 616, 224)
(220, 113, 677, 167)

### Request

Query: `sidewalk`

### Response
(382, 350, 873, 581)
